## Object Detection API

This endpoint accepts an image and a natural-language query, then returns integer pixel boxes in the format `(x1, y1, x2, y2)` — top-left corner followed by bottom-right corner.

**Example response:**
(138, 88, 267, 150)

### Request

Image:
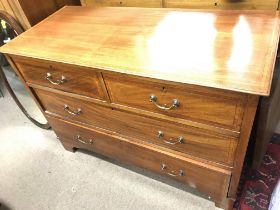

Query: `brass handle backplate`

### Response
(157, 131, 184, 145)
(76, 135, 94, 145)
(64, 104, 82, 116)
(46, 72, 66, 85)
(161, 164, 184, 177)
(149, 94, 180, 110)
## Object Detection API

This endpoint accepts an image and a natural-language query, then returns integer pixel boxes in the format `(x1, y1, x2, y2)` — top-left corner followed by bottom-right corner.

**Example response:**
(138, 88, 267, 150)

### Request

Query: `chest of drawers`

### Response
(81, 0, 280, 10)
(1, 7, 279, 209)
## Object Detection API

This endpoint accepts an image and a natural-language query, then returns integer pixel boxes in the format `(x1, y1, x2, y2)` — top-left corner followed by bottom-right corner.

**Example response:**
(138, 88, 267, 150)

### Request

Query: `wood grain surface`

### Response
(81, 0, 279, 10)
(164, 0, 279, 10)
(0, 0, 80, 29)
(1, 6, 279, 96)
(81, 0, 162, 7)
(215, 0, 279, 10)
(227, 94, 259, 199)
(104, 72, 247, 131)
(2, 6, 278, 209)
(13, 56, 106, 100)
(35, 88, 238, 166)
(28, 82, 242, 137)
(47, 115, 231, 206)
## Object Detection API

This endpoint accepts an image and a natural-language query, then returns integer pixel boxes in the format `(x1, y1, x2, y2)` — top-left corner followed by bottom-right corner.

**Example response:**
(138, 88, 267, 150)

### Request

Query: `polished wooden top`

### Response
(1, 6, 279, 95)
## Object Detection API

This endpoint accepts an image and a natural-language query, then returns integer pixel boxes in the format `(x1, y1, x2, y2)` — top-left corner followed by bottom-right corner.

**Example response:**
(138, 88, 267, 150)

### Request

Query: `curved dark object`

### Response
(0, 10, 51, 129)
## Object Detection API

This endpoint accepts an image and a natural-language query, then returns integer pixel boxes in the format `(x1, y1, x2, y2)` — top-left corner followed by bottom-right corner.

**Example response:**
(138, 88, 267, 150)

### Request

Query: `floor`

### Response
(236, 134, 280, 210)
(0, 87, 220, 210)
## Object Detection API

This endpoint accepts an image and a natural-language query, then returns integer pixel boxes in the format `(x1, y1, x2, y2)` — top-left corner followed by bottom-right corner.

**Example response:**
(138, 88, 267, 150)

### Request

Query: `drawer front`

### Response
(103, 73, 246, 131)
(82, 0, 162, 7)
(82, 0, 278, 9)
(216, 0, 279, 10)
(47, 115, 231, 203)
(35, 88, 238, 166)
(164, 0, 278, 9)
(164, 0, 217, 8)
(13, 57, 106, 100)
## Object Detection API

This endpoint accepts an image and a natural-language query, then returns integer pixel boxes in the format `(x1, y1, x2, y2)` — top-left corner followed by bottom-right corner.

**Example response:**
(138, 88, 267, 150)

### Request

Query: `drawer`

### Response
(164, 0, 217, 8)
(13, 56, 106, 100)
(216, 0, 279, 10)
(164, 0, 278, 9)
(82, 0, 162, 7)
(103, 73, 246, 131)
(35, 88, 238, 166)
(47, 115, 231, 203)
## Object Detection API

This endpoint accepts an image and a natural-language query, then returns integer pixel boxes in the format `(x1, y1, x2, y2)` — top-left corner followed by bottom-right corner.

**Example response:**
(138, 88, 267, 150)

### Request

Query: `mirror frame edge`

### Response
(0, 10, 51, 130)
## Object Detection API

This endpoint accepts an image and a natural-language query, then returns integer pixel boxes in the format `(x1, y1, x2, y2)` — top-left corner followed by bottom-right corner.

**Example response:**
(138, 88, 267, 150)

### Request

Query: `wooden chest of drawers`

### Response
(81, 0, 280, 10)
(1, 7, 279, 209)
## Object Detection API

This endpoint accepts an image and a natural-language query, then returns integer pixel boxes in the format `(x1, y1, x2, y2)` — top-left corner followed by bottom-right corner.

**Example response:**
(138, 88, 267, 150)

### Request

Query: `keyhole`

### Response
(214, 2, 218, 6)
(161, 86, 166, 92)
(119, 1, 122, 5)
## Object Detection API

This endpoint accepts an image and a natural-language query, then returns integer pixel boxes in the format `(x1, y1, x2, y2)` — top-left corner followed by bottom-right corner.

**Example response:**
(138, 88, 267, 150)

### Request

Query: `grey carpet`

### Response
(0, 85, 221, 210)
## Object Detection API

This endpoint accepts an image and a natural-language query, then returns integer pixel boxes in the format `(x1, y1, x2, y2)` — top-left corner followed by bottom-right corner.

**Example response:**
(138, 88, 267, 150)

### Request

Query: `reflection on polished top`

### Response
(1, 6, 279, 95)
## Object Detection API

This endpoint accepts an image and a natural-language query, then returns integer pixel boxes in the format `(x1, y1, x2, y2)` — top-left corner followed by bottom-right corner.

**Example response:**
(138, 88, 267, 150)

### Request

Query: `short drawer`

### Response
(35, 88, 238, 166)
(164, 0, 217, 9)
(216, 0, 278, 10)
(47, 115, 231, 203)
(164, 0, 278, 10)
(103, 73, 246, 131)
(82, 0, 162, 7)
(13, 56, 106, 100)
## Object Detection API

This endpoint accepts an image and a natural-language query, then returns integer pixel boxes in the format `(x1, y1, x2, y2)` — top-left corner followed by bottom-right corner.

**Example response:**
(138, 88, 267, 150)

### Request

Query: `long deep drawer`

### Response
(47, 115, 231, 203)
(13, 56, 106, 100)
(103, 73, 246, 131)
(35, 88, 238, 166)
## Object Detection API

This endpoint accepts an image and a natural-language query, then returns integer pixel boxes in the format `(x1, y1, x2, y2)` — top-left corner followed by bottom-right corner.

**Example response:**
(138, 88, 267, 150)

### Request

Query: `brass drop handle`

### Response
(161, 164, 184, 177)
(76, 135, 94, 144)
(46, 72, 66, 85)
(157, 131, 184, 145)
(64, 104, 82, 116)
(149, 95, 180, 110)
